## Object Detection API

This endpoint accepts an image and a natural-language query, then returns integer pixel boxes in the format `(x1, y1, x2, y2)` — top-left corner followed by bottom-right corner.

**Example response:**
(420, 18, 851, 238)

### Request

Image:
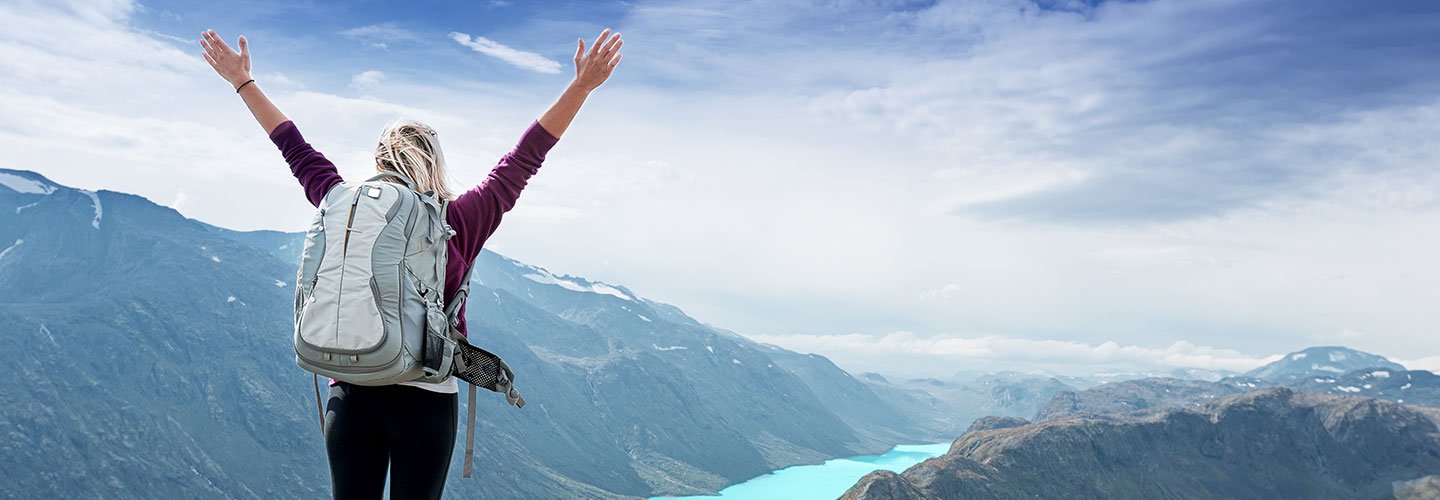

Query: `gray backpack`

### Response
(292, 172, 523, 477)
(293, 171, 455, 385)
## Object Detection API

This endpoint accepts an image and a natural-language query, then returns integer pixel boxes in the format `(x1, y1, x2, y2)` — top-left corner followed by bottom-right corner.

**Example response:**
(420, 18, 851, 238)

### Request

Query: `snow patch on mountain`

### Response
(0, 239, 23, 260)
(15, 200, 41, 214)
(81, 190, 102, 229)
(0, 172, 55, 194)
(38, 324, 59, 348)
(522, 269, 633, 301)
(652, 344, 686, 351)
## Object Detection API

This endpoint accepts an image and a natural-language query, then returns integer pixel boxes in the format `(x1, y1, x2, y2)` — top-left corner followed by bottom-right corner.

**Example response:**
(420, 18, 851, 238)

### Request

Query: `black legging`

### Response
(325, 382, 458, 500)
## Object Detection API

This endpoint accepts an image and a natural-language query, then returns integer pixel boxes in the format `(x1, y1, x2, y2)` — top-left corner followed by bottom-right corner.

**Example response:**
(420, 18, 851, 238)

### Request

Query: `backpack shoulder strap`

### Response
(439, 197, 473, 329)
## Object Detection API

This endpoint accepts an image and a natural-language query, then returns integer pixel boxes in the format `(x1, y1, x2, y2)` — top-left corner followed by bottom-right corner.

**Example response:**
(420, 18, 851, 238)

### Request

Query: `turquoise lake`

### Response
(653, 442, 951, 500)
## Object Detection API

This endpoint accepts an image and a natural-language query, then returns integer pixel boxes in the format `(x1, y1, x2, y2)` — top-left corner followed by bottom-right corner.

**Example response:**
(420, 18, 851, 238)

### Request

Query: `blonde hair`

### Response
(374, 120, 454, 200)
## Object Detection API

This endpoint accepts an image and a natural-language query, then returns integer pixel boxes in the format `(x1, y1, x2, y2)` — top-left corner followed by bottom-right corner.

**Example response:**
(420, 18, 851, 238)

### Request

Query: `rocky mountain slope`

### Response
(1034, 376, 1275, 421)
(844, 388, 1440, 499)
(0, 169, 940, 499)
(1289, 368, 1440, 408)
(1036, 347, 1438, 422)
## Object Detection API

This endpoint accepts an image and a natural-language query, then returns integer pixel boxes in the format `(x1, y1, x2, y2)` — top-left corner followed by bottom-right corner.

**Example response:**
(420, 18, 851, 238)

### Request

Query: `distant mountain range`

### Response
(1033, 347, 1440, 421)
(857, 371, 1077, 437)
(845, 388, 1440, 499)
(0, 168, 957, 499)
(844, 346, 1440, 499)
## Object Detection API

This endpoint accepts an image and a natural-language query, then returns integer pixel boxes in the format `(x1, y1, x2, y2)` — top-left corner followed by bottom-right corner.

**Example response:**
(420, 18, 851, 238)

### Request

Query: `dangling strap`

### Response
(462, 383, 477, 478)
(312, 374, 325, 434)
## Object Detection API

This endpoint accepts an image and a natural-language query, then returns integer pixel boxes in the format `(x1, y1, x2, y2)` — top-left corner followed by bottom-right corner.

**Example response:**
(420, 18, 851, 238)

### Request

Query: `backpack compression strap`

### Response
(443, 255, 474, 330)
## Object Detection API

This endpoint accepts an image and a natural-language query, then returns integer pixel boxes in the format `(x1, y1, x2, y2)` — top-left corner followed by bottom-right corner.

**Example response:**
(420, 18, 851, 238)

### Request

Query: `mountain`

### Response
(1034, 376, 1276, 421)
(857, 372, 1075, 437)
(1247, 346, 1405, 383)
(1032, 346, 1437, 421)
(0, 169, 939, 498)
(843, 388, 1440, 499)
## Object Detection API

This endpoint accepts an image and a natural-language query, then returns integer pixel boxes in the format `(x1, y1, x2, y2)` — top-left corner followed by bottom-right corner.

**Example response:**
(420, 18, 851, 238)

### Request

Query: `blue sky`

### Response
(3, 0, 1440, 377)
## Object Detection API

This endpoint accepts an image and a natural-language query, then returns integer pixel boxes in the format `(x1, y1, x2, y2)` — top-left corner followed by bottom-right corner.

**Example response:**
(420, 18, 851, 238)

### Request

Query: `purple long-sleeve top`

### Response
(271, 119, 559, 340)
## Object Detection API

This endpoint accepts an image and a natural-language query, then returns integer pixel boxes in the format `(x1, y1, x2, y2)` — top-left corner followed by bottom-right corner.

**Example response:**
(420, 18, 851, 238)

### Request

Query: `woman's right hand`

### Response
(200, 30, 252, 90)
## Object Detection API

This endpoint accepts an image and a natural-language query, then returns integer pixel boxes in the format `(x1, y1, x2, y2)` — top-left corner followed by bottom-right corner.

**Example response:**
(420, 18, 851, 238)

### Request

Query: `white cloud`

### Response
(748, 331, 1283, 377)
(448, 32, 562, 74)
(260, 72, 300, 88)
(1398, 356, 1440, 373)
(920, 283, 963, 301)
(339, 23, 421, 49)
(170, 189, 189, 211)
(349, 70, 385, 91)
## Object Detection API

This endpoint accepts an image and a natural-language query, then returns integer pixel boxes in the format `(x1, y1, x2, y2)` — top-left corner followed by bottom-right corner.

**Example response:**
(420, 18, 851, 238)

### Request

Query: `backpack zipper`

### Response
(334, 189, 364, 348)
(342, 190, 362, 256)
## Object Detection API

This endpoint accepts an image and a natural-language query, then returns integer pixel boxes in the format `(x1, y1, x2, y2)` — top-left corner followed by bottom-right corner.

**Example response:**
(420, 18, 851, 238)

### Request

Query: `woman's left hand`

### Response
(200, 29, 252, 90)
(572, 29, 622, 92)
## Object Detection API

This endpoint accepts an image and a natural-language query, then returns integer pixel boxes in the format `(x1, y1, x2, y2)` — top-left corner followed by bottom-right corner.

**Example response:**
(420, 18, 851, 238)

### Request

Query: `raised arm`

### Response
(538, 29, 623, 138)
(200, 30, 287, 134)
(449, 29, 623, 259)
(201, 30, 340, 206)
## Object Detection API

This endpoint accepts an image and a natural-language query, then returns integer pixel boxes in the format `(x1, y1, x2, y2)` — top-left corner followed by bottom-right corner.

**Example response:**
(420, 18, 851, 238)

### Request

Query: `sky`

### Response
(2, 0, 1439, 378)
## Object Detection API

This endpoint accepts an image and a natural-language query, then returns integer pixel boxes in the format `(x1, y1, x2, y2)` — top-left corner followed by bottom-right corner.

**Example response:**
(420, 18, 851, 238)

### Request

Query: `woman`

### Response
(199, 28, 621, 499)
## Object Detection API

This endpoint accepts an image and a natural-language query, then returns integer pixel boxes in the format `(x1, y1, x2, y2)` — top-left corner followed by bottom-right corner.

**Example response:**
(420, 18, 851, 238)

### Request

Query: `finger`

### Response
(210, 30, 237, 55)
(202, 52, 218, 69)
(600, 33, 622, 58)
(239, 35, 251, 71)
(574, 38, 584, 62)
(590, 28, 611, 57)
(609, 52, 622, 69)
(603, 38, 623, 60)
(199, 37, 218, 59)
(202, 32, 224, 60)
